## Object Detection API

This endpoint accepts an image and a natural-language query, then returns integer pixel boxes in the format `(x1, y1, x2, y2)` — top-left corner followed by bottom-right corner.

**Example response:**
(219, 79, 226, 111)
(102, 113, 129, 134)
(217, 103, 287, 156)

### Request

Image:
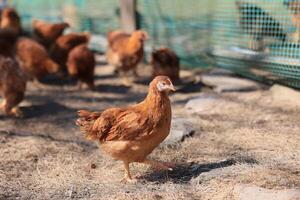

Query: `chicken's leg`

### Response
(77, 81, 83, 90)
(133, 68, 139, 78)
(121, 161, 137, 183)
(120, 71, 131, 87)
(10, 107, 23, 117)
(141, 158, 174, 171)
(0, 99, 6, 110)
(2, 100, 22, 117)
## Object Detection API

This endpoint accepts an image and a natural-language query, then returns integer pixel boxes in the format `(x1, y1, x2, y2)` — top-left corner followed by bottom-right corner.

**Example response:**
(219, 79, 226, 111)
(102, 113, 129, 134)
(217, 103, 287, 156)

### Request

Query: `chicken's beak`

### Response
(144, 32, 150, 40)
(169, 84, 176, 92)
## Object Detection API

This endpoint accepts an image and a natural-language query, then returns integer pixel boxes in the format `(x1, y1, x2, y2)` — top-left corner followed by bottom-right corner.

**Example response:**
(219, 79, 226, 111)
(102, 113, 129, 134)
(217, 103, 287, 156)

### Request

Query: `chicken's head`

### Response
(62, 22, 70, 28)
(2, 8, 19, 20)
(132, 30, 149, 41)
(151, 76, 175, 93)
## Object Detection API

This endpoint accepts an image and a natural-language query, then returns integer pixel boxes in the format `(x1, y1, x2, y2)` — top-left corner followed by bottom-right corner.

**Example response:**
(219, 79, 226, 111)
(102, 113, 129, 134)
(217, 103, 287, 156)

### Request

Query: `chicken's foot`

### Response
(0, 99, 5, 110)
(120, 161, 137, 183)
(10, 107, 23, 117)
(77, 81, 83, 90)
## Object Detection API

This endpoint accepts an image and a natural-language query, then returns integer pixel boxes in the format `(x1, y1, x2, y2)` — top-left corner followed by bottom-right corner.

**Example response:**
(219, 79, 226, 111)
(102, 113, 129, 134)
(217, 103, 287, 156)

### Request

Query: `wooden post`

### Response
(119, 0, 137, 33)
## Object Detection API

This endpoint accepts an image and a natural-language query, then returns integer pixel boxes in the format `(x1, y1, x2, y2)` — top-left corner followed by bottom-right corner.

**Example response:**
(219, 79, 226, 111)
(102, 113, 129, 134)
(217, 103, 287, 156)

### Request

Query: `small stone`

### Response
(201, 73, 262, 93)
(162, 117, 196, 146)
(270, 84, 300, 107)
(33, 156, 38, 163)
(90, 163, 96, 169)
(185, 94, 238, 114)
(153, 194, 163, 200)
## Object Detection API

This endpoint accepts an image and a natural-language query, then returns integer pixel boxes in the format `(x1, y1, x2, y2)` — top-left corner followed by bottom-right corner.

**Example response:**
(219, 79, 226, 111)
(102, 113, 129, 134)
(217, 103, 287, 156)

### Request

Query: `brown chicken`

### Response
(67, 44, 95, 90)
(106, 30, 148, 82)
(76, 76, 175, 182)
(32, 19, 69, 49)
(284, 0, 300, 42)
(49, 33, 90, 71)
(0, 7, 21, 35)
(0, 28, 18, 57)
(151, 48, 180, 83)
(16, 37, 60, 81)
(0, 56, 26, 117)
(107, 30, 124, 47)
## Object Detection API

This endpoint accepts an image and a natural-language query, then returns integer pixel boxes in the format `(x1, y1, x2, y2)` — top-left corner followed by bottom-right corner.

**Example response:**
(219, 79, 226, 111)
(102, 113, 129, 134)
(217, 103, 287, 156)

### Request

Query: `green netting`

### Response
(208, 0, 300, 88)
(6, 0, 300, 88)
(137, 0, 211, 67)
(9, 0, 120, 34)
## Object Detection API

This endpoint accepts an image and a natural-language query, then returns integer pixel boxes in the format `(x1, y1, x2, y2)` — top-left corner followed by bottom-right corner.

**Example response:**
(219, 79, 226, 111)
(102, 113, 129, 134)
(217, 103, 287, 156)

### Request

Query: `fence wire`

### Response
(7, 0, 300, 88)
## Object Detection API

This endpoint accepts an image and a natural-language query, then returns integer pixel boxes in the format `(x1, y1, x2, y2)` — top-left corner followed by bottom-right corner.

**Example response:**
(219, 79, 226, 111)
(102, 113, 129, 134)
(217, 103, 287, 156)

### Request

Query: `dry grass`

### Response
(0, 62, 300, 200)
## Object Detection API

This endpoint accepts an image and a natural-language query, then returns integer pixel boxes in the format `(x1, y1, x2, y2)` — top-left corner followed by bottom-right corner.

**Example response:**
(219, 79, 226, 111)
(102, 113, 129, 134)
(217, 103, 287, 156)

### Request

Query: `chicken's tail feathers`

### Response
(76, 110, 102, 140)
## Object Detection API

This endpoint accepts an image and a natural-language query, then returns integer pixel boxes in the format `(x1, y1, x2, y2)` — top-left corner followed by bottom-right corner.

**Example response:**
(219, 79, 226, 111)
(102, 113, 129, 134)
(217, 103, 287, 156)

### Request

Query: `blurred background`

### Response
(5, 0, 300, 88)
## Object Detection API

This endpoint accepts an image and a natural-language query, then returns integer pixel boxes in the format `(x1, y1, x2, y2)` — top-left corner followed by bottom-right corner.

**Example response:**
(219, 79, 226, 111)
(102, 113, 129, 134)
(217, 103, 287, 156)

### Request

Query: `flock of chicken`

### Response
(0, 7, 180, 118)
(0, 7, 181, 182)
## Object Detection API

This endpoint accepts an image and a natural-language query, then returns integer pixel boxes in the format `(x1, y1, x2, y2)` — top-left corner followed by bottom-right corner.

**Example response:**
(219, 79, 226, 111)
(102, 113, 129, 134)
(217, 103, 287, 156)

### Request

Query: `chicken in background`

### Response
(0, 7, 21, 35)
(49, 32, 90, 73)
(284, 0, 300, 42)
(151, 47, 180, 83)
(106, 30, 148, 85)
(236, 1, 287, 51)
(67, 44, 95, 90)
(0, 56, 26, 117)
(16, 38, 60, 82)
(107, 30, 124, 47)
(0, 28, 18, 57)
(76, 76, 175, 183)
(32, 19, 69, 49)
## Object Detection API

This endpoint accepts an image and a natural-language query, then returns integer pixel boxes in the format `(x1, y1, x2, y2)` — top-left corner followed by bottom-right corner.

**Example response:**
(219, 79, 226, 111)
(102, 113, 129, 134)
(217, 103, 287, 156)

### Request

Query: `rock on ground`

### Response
(162, 117, 196, 146)
(184, 94, 239, 115)
(201, 69, 263, 93)
(234, 184, 300, 200)
(270, 84, 300, 107)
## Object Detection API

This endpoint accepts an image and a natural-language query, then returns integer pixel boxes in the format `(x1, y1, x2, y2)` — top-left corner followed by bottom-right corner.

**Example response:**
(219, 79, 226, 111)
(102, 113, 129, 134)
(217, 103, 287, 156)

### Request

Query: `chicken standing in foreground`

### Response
(76, 76, 175, 182)
(0, 56, 26, 117)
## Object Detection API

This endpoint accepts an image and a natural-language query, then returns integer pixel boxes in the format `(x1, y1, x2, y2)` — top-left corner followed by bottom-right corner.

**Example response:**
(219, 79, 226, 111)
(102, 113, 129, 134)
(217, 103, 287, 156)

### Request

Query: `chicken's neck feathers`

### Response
(126, 36, 143, 54)
(138, 88, 171, 121)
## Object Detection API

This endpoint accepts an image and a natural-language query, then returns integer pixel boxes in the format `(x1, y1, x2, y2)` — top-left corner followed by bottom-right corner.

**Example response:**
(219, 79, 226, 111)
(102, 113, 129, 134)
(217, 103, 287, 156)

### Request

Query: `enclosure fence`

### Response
(8, 0, 300, 89)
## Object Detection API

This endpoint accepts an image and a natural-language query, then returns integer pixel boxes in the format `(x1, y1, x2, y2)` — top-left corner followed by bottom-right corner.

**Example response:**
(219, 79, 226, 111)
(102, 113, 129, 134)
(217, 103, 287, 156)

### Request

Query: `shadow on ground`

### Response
(20, 101, 76, 119)
(0, 130, 94, 149)
(141, 157, 258, 184)
(39, 75, 77, 86)
(95, 84, 131, 94)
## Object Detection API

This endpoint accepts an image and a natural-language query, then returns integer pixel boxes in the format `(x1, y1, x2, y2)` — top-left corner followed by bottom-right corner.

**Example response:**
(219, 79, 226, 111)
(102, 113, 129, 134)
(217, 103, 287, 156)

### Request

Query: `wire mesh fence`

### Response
(137, 0, 211, 67)
(208, 0, 300, 88)
(5, 0, 300, 88)
(9, 0, 120, 34)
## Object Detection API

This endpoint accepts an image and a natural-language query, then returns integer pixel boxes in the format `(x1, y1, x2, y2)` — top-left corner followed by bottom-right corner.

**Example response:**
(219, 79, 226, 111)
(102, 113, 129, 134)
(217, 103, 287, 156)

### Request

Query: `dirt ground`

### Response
(0, 59, 300, 200)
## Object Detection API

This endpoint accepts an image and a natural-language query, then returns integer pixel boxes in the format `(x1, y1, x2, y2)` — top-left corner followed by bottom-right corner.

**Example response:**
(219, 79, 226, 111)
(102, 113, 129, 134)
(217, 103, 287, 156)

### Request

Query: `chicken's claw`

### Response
(10, 107, 23, 118)
(120, 176, 138, 184)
